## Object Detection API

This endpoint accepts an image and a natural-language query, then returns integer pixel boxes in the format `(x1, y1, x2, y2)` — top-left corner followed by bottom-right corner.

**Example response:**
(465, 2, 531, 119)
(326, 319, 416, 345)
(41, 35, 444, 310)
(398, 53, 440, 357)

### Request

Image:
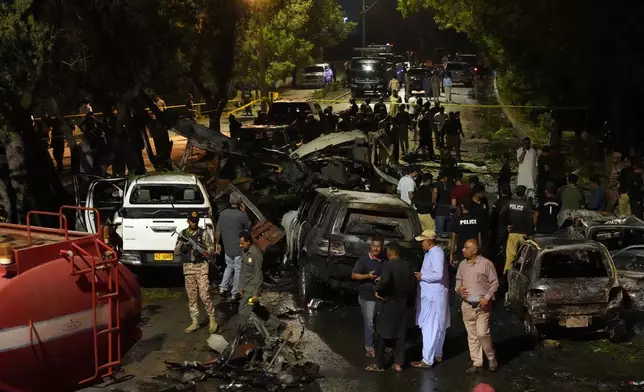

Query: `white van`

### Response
(76, 173, 214, 267)
(302, 63, 334, 88)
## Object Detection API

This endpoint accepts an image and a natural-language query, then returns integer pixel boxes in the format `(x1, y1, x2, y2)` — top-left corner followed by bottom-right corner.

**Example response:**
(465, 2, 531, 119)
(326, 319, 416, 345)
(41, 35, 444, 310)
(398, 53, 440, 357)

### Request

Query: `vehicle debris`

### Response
(138, 313, 318, 392)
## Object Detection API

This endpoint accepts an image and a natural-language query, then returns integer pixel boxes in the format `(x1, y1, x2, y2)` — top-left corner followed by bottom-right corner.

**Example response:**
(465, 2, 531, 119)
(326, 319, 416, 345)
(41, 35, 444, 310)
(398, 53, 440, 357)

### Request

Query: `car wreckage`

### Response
(506, 237, 626, 342)
(281, 188, 424, 300)
(558, 210, 644, 311)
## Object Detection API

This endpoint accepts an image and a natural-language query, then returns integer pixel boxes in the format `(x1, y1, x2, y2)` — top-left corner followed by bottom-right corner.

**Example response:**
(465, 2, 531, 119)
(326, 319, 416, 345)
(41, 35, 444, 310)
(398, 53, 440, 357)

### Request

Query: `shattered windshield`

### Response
(341, 209, 411, 239)
(591, 228, 644, 251)
(130, 185, 205, 205)
(539, 250, 608, 279)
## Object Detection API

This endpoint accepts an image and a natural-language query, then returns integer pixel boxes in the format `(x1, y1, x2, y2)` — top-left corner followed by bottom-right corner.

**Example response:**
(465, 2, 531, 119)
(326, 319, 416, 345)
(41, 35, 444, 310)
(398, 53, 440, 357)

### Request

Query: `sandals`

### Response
(365, 364, 385, 372)
(411, 361, 432, 369)
(391, 364, 403, 373)
(366, 349, 375, 358)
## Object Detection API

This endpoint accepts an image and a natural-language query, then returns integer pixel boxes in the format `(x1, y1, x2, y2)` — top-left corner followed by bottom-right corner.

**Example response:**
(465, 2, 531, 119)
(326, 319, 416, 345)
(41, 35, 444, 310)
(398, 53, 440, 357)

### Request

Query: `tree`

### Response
(397, 0, 644, 143)
(306, 0, 355, 60)
(0, 0, 66, 224)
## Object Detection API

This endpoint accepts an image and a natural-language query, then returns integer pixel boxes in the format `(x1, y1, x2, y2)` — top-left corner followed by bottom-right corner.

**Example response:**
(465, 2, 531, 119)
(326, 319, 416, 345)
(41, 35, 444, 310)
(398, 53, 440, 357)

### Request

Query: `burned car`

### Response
(281, 188, 423, 300)
(558, 212, 644, 310)
(506, 237, 625, 342)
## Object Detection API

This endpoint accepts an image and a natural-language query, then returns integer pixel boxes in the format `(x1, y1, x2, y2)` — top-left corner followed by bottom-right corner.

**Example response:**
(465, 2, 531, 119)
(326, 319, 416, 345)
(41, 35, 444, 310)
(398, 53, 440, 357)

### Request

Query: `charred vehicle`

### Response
(281, 188, 423, 300)
(559, 212, 644, 310)
(506, 237, 625, 342)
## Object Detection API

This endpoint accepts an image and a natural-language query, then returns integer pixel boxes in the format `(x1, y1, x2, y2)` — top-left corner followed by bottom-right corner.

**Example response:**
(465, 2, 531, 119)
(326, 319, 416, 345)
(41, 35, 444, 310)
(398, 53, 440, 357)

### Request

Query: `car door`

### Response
(83, 178, 127, 234)
(515, 245, 537, 312)
(508, 243, 531, 310)
(298, 195, 325, 256)
(303, 199, 332, 256)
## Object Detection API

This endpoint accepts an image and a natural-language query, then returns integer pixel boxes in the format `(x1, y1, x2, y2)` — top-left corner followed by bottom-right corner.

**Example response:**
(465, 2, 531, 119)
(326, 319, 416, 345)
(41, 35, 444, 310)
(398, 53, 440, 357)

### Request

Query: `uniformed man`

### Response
(499, 185, 534, 273)
(238, 230, 283, 331)
(449, 199, 482, 266)
(534, 182, 561, 234)
(470, 184, 490, 256)
(174, 211, 218, 334)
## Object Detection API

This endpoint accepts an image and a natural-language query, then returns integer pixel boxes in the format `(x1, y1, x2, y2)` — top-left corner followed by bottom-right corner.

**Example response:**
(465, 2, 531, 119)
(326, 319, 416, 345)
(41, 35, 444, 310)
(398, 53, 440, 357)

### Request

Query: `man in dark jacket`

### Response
(365, 242, 416, 373)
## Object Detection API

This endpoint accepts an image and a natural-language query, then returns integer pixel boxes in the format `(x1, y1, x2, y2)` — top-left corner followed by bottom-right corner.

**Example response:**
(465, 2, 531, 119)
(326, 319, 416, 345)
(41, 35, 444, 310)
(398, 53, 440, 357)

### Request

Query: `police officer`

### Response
(174, 211, 218, 334)
(535, 182, 561, 234)
(238, 230, 283, 332)
(499, 185, 534, 273)
(449, 199, 482, 266)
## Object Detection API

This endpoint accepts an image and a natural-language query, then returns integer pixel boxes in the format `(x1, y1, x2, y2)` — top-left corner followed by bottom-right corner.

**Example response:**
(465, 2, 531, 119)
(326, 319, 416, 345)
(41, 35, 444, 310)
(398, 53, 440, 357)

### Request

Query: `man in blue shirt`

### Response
(411, 230, 450, 368)
(352, 236, 386, 358)
(587, 174, 606, 211)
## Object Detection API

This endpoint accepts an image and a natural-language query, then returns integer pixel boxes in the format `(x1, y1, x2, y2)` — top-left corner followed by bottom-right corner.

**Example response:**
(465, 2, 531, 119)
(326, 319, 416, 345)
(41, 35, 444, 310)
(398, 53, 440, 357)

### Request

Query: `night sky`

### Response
(330, 0, 474, 60)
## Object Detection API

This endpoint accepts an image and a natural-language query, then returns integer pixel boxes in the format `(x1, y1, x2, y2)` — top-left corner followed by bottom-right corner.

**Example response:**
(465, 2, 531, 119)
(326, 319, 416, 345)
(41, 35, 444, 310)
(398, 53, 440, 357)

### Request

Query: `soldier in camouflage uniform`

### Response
(237, 230, 283, 331)
(174, 211, 218, 334)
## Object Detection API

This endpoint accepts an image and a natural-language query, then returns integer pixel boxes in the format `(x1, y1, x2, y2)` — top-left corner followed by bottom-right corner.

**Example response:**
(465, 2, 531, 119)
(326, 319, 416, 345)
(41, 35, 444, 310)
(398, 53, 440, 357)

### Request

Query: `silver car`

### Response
(506, 237, 626, 342)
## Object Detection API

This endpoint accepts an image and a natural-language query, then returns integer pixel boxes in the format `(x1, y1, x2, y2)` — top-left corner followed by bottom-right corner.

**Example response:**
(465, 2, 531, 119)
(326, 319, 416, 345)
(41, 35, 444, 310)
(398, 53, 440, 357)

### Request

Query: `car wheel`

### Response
(298, 263, 322, 302)
(608, 317, 628, 343)
(523, 317, 541, 340)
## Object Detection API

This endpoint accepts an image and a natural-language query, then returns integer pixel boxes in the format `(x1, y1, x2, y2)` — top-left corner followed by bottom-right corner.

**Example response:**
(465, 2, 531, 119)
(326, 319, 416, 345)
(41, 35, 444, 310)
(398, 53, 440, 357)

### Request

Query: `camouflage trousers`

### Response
(183, 262, 214, 319)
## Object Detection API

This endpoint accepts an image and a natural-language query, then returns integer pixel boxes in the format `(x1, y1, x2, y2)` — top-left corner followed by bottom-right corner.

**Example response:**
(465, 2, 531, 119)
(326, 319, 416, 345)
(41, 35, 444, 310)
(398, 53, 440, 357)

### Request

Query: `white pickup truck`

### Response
(75, 173, 214, 267)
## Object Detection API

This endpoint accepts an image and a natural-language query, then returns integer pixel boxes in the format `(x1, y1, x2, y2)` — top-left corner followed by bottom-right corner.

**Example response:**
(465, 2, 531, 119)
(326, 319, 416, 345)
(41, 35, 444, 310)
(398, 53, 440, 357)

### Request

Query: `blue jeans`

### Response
(219, 254, 242, 294)
(435, 215, 452, 234)
(359, 296, 376, 350)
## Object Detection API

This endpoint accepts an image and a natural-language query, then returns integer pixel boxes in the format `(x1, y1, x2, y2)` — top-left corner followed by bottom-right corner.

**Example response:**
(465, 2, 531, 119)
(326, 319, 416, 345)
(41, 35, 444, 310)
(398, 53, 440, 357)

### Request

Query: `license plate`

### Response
(154, 253, 174, 261)
(565, 316, 590, 328)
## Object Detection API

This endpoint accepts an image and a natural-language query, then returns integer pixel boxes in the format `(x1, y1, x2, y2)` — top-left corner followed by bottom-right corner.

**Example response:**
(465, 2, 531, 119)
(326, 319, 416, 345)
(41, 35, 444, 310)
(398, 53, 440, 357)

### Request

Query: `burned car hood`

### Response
(290, 131, 366, 159)
(173, 120, 237, 153)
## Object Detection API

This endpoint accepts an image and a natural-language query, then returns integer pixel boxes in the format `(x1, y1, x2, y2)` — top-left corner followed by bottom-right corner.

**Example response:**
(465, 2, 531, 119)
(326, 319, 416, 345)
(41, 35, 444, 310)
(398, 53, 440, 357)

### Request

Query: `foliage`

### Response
(237, 0, 352, 87)
(306, 0, 355, 59)
(397, 0, 644, 141)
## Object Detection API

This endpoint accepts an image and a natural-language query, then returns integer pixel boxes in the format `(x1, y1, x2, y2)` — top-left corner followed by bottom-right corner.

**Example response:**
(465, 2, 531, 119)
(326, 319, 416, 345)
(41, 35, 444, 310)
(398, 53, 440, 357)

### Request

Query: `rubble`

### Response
(135, 313, 318, 392)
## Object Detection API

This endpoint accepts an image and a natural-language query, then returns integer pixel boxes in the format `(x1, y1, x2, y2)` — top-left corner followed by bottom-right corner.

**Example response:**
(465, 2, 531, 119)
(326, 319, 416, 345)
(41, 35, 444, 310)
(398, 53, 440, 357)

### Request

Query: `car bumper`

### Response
(302, 80, 325, 87)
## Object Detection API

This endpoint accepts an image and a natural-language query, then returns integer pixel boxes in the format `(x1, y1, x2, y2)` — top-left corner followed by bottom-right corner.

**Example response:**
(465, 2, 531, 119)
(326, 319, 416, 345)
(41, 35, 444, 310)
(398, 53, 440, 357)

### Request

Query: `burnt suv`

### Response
(281, 188, 423, 300)
(506, 237, 626, 342)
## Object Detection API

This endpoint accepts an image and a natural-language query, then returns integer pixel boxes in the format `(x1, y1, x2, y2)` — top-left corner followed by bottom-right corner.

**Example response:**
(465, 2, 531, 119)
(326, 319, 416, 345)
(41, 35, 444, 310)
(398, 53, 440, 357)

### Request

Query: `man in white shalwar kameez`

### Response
(517, 137, 538, 201)
(411, 230, 451, 368)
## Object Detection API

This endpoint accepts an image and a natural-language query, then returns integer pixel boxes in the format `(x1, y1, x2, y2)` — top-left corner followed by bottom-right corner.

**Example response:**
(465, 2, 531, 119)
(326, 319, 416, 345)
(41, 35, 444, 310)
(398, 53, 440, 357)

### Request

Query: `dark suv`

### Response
(282, 188, 424, 300)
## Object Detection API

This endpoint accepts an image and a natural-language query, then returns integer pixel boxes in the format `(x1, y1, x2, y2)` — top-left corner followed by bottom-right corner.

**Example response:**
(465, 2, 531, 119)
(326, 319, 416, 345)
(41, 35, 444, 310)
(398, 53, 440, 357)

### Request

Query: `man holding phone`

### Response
(351, 236, 386, 358)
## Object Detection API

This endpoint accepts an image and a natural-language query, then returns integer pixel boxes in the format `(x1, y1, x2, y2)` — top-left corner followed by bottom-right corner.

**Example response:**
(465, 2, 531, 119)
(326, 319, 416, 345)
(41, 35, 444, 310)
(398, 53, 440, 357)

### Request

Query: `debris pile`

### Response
(136, 313, 318, 392)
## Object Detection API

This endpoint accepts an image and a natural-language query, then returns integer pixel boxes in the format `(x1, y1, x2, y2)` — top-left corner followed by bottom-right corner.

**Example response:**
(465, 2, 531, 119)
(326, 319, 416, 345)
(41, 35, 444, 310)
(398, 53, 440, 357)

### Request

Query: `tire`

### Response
(608, 318, 628, 343)
(298, 263, 322, 302)
(524, 316, 541, 340)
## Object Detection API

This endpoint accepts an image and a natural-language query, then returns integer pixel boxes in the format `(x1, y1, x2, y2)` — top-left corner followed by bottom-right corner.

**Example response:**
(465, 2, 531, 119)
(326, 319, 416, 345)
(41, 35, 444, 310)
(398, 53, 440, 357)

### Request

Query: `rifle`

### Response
(172, 229, 213, 260)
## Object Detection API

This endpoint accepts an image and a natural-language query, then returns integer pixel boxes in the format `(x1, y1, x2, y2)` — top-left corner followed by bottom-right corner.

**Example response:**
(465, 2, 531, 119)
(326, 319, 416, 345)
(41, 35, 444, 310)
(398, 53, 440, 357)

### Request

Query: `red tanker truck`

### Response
(0, 207, 142, 392)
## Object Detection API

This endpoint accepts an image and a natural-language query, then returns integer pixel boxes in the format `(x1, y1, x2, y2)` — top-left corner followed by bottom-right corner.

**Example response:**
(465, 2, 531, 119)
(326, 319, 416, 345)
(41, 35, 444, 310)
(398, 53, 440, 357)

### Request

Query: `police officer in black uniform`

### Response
(490, 183, 512, 260)
(449, 199, 482, 266)
(499, 185, 535, 274)
(469, 184, 490, 256)
(535, 182, 561, 234)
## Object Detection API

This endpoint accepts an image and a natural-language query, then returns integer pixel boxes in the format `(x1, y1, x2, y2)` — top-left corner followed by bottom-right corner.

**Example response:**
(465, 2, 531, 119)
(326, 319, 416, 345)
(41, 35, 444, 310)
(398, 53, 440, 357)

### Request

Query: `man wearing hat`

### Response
(174, 211, 217, 334)
(411, 230, 450, 369)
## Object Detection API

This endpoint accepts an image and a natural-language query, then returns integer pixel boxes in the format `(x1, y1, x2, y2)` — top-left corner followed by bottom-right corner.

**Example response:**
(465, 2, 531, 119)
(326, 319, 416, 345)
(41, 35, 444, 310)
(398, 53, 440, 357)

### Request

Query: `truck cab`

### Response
(77, 173, 214, 267)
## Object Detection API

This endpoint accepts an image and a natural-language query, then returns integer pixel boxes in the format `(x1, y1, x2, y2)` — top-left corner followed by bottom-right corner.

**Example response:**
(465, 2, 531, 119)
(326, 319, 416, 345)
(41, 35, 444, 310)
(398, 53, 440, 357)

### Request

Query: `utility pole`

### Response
(362, 0, 366, 47)
(361, 0, 378, 48)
